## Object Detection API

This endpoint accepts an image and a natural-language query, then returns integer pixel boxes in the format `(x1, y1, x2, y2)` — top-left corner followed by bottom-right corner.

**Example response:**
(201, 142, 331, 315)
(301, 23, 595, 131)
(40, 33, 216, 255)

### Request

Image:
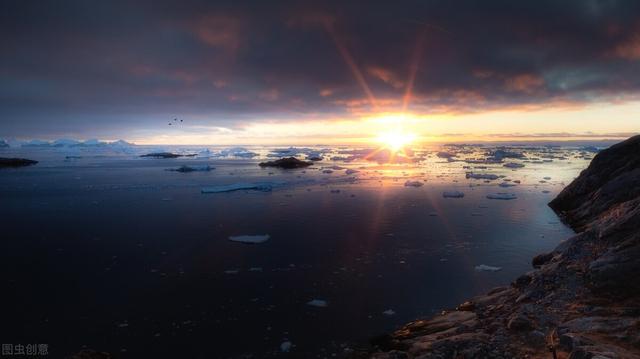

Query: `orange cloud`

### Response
(613, 34, 640, 60)
(319, 89, 333, 97)
(505, 74, 544, 93)
(193, 15, 241, 51)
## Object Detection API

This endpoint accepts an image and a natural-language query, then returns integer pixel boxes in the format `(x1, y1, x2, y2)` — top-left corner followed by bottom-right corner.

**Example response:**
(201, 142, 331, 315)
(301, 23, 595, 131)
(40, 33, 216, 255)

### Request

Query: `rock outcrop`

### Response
(0, 157, 38, 168)
(368, 135, 640, 359)
(258, 157, 313, 169)
(140, 152, 196, 158)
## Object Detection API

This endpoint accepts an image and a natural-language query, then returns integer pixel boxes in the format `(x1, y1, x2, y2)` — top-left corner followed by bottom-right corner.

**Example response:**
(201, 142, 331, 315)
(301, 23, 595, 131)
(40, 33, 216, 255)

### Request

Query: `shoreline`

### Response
(366, 135, 640, 359)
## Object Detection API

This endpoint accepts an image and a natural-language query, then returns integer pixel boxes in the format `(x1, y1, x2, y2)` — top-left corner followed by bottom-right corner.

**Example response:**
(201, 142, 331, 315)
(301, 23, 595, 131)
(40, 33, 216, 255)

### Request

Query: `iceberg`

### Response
(382, 309, 396, 316)
(219, 147, 258, 158)
(442, 191, 464, 198)
(228, 235, 270, 244)
(486, 193, 517, 200)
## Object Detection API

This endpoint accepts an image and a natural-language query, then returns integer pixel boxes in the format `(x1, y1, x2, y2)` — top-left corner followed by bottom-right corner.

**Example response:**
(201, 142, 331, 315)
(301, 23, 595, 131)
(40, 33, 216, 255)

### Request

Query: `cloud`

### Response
(191, 15, 242, 51)
(1, 0, 640, 138)
(505, 74, 545, 93)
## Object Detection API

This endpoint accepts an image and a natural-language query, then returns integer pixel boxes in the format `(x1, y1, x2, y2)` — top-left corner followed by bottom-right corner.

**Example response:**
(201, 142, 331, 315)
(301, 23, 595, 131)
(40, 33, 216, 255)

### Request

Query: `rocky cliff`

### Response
(369, 135, 640, 359)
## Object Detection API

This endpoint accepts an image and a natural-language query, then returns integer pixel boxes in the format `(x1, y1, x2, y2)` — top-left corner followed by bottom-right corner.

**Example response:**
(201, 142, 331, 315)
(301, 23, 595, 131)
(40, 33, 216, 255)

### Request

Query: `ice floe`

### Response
(466, 173, 500, 180)
(404, 180, 424, 187)
(442, 191, 465, 198)
(201, 182, 275, 193)
(486, 193, 517, 200)
(382, 309, 396, 316)
(307, 299, 328, 307)
(228, 235, 270, 244)
(280, 341, 293, 353)
(503, 162, 525, 168)
(474, 264, 502, 272)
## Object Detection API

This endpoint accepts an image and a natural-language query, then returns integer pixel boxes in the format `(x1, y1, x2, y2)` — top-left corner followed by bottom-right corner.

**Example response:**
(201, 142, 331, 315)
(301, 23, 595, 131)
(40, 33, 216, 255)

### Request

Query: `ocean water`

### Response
(0, 143, 594, 358)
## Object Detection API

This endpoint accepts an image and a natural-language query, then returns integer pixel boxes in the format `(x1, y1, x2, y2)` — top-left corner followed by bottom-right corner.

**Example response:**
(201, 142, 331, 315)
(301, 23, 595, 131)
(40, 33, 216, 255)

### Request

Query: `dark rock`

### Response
(259, 157, 313, 169)
(0, 157, 38, 168)
(513, 273, 532, 288)
(456, 301, 475, 311)
(532, 252, 554, 268)
(559, 333, 595, 352)
(140, 152, 183, 158)
(308, 156, 323, 161)
(549, 134, 640, 231)
(567, 347, 593, 359)
(166, 165, 214, 172)
(507, 313, 533, 331)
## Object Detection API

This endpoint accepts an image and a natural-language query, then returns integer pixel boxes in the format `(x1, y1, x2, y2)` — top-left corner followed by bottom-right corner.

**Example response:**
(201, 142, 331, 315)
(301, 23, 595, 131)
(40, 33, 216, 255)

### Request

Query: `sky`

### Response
(1, 0, 640, 144)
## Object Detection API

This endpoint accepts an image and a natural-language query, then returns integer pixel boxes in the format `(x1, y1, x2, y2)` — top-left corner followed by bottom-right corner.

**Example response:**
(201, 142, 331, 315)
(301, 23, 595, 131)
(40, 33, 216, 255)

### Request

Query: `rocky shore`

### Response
(368, 135, 640, 359)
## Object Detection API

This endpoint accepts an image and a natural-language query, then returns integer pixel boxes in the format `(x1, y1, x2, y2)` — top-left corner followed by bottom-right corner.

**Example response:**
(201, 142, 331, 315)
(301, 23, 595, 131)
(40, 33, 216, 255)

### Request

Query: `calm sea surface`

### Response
(0, 143, 593, 358)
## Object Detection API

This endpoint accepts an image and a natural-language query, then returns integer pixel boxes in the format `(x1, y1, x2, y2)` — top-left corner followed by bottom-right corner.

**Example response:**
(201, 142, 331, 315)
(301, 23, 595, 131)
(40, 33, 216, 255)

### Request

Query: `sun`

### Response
(376, 131, 417, 152)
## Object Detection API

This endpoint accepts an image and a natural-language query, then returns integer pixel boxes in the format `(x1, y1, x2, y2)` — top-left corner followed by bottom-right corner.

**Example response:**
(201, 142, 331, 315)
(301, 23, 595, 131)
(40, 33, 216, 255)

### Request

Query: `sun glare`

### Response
(370, 113, 418, 152)
(376, 131, 417, 152)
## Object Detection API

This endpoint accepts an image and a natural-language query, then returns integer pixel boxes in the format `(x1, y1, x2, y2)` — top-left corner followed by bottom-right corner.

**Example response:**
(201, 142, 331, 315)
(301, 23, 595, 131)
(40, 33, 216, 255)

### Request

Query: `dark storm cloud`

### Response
(1, 0, 640, 136)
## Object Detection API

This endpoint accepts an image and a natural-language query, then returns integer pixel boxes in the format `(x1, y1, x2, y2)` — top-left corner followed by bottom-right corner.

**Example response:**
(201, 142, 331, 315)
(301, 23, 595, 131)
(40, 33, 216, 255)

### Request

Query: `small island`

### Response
(0, 157, 38, 168)
(139, 152, 196, 159)
(258, 157, 313, 169)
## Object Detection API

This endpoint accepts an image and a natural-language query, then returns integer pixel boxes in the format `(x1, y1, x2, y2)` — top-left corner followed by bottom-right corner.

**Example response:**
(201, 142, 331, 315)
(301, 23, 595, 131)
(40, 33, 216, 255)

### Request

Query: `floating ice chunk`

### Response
(382, 309, 396, 316)
(503, 162, 525, 168)
(486, 193, 517, 200)
(219, 147, 258, 158)
(201, 182, 274, 193)
(475, 264, 502, 272)
(224, 269, 239, 274)
(466, 173, 500, 180)
(404, 180, 424, 187)
(228, 235, 270, 244)
(249, 267, 263, 272)
(442, 191, 464, 198)
(280, 341, 292, 353)
(345, 169, 359, 175)
(307, 299, 328, 307)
